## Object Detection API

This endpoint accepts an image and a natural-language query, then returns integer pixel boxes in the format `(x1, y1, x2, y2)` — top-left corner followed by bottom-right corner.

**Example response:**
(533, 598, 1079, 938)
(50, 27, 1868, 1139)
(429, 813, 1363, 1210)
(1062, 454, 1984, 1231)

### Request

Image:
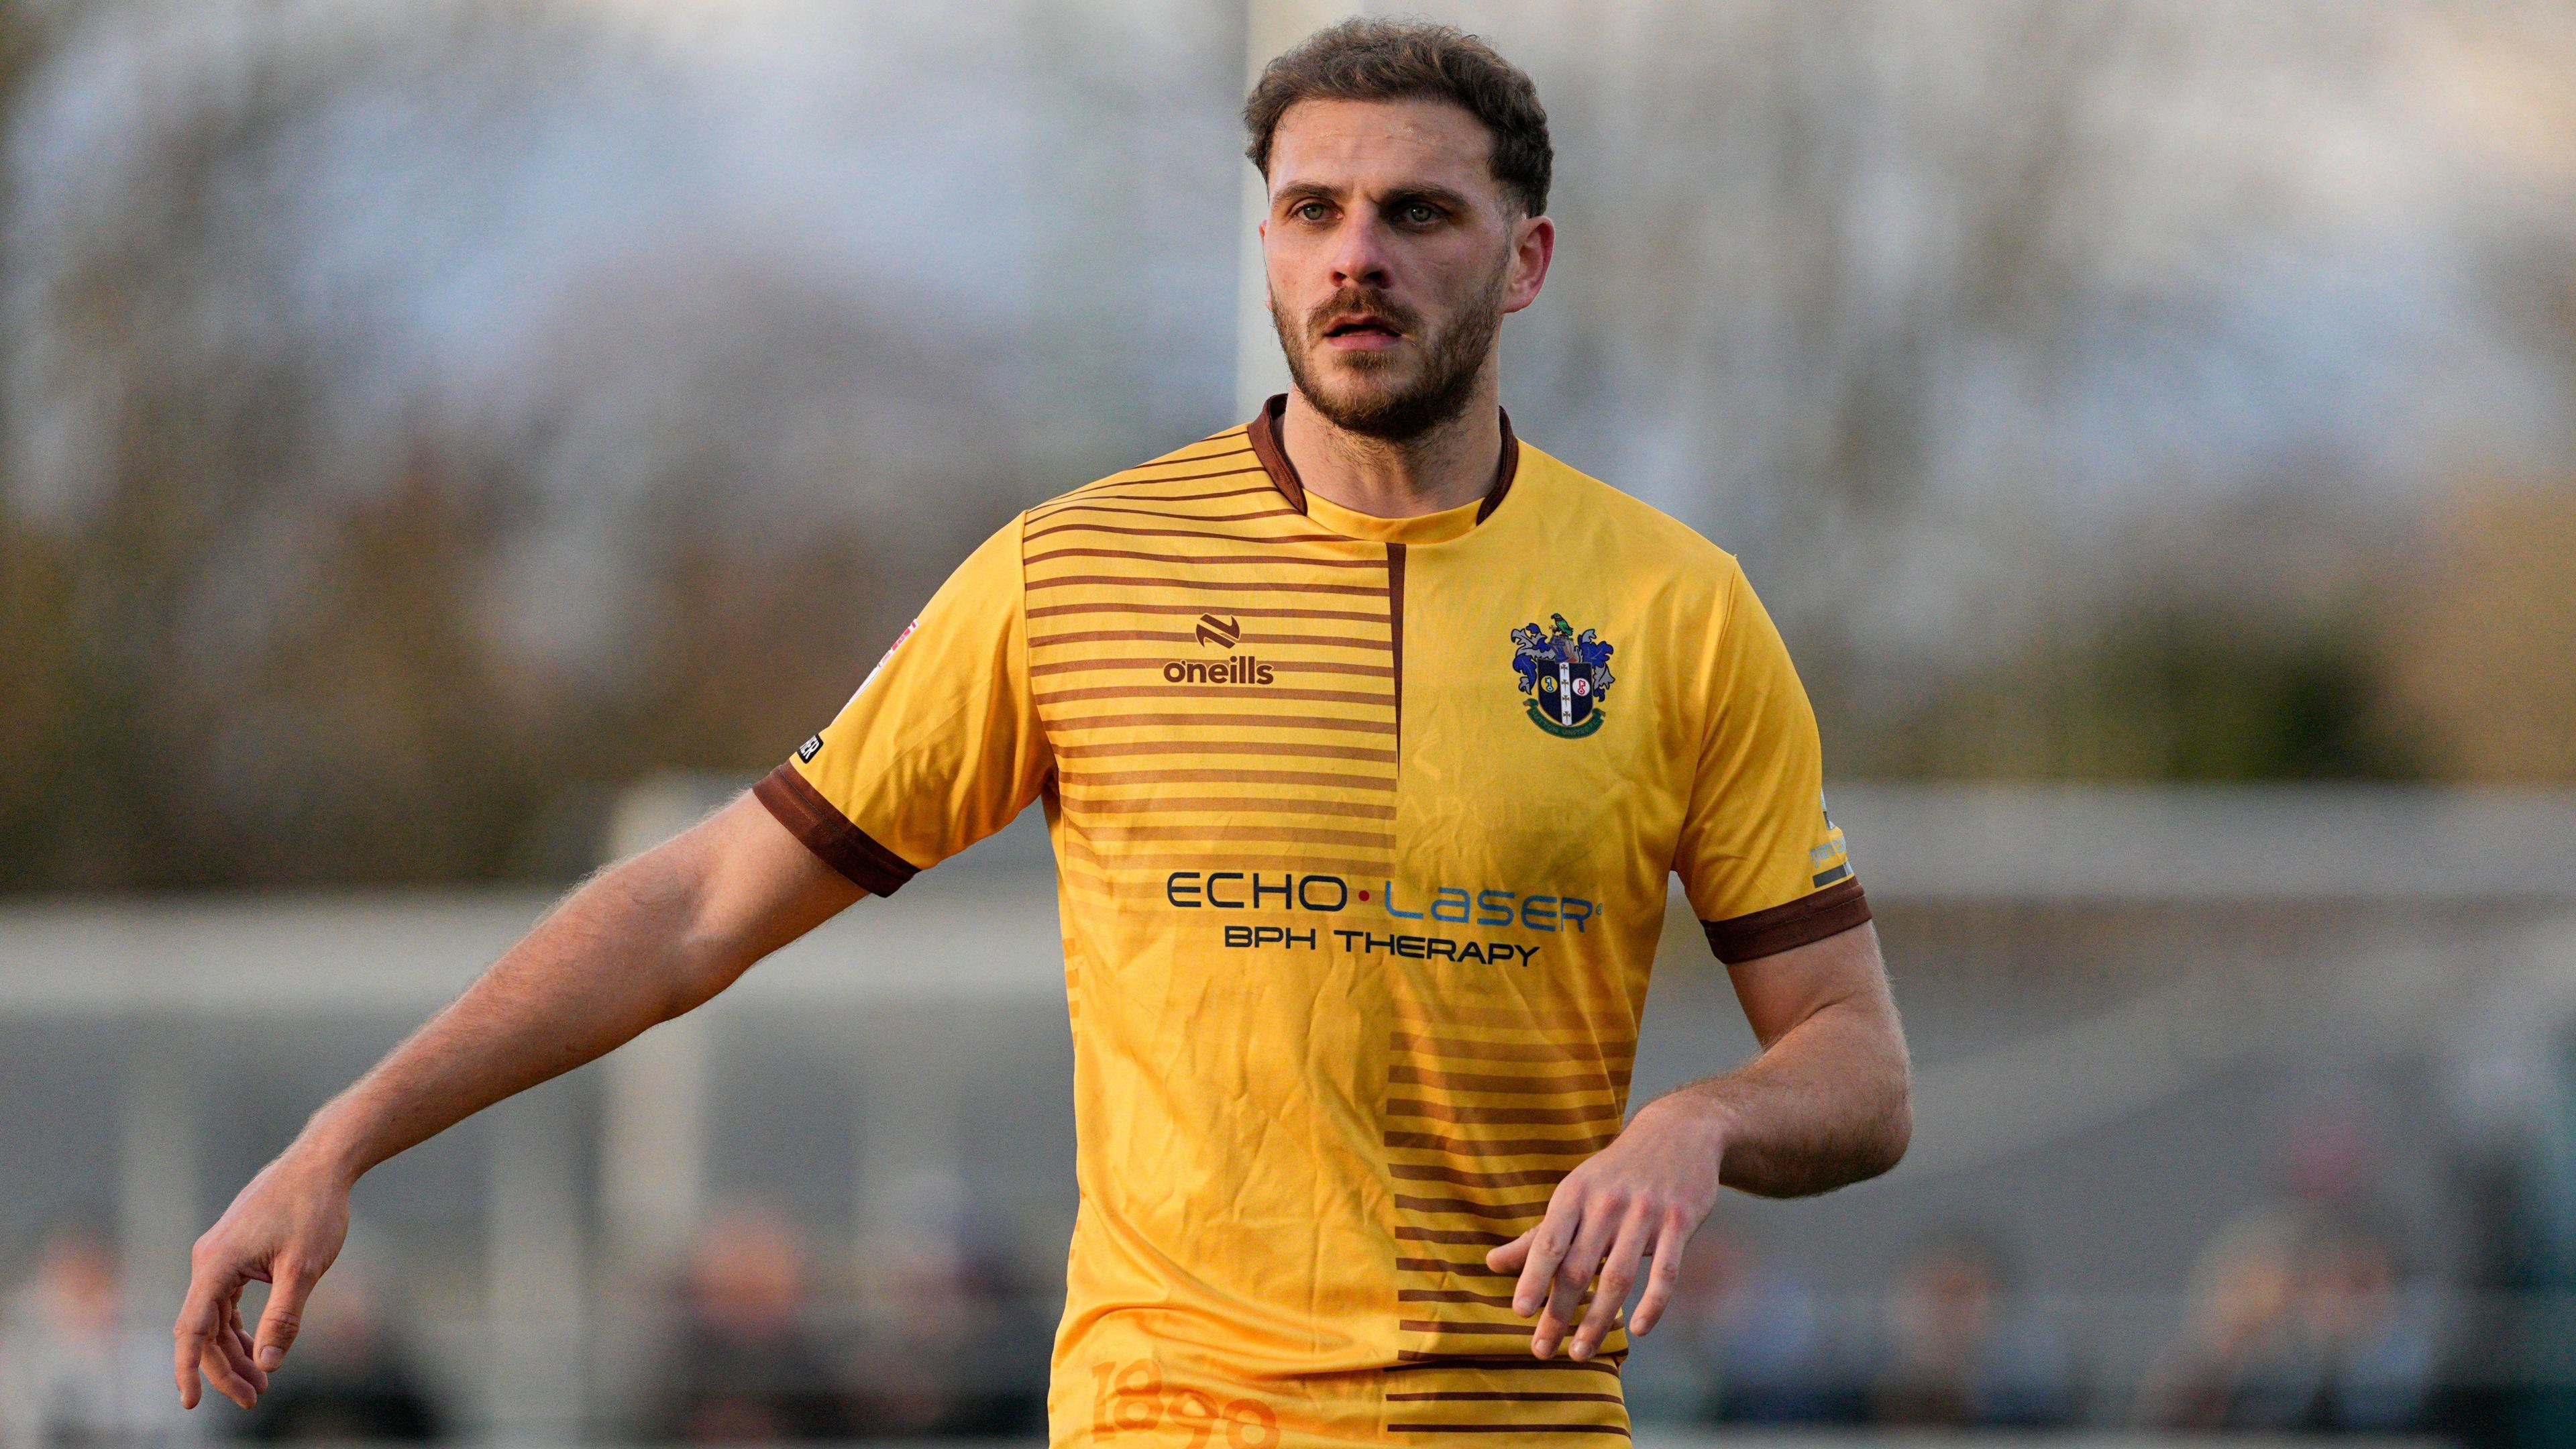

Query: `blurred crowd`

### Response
(0, 1171, 2553, 1448)
(0, 1199, 1052, 1449)
(1625, 1208, 2438, 1436)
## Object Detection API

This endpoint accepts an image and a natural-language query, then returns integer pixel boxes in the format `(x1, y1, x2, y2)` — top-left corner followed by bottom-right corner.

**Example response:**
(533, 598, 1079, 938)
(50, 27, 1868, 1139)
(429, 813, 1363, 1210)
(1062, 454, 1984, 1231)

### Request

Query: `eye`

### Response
(1293, 200, 1330, 222)
(1399, 202, 1439, 225)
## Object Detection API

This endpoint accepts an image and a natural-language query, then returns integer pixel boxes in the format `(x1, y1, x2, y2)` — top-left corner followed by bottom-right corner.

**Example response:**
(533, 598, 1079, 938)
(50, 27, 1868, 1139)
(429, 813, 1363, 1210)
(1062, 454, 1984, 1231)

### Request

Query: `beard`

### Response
(1273, 253, 1507, 442)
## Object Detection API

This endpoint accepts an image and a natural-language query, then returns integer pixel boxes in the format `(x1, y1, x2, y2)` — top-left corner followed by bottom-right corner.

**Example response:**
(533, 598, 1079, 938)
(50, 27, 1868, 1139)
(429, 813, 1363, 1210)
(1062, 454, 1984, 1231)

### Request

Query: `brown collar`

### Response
(1245, 394, 1521, 525)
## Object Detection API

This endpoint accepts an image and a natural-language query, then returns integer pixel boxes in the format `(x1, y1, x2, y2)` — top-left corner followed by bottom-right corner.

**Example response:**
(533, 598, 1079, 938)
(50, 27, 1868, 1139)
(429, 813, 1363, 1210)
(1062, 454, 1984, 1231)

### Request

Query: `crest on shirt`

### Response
(1510, 613, 1615, 738)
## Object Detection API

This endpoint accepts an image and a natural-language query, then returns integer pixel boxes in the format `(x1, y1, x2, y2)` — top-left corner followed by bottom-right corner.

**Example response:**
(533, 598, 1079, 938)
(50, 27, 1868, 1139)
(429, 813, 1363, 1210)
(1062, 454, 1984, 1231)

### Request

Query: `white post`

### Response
(596, 774, 723, 1269)
(117, 1025, 201, 1310)
(1234, 0, 1363, 422)
(598, 1016, 708, 1268)
(486, 1081, 587, 1446)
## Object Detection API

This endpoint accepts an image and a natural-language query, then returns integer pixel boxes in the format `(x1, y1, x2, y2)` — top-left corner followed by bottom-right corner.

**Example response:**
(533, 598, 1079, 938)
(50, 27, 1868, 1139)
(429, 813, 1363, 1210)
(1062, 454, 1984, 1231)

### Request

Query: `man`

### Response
(176, 19, 1909, 1446)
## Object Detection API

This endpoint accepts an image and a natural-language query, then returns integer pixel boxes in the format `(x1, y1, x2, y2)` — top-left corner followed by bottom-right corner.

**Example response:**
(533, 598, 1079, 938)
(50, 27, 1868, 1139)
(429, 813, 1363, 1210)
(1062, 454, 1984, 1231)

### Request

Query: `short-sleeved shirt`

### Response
(757, 397, 1869, 1447)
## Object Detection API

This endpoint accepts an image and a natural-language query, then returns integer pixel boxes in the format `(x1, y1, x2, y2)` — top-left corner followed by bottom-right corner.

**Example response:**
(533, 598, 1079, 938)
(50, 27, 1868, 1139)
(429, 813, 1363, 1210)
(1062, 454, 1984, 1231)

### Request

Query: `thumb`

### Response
(252, 1262, 317, 1373)
(1485, 1228, 1535, 1274)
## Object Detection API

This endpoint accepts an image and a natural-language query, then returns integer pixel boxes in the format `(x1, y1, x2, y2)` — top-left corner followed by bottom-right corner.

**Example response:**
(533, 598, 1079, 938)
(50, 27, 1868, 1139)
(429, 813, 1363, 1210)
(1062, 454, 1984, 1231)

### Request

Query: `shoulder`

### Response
(1516, 444, 1747, 600)
(1032, 425, 1265, 511)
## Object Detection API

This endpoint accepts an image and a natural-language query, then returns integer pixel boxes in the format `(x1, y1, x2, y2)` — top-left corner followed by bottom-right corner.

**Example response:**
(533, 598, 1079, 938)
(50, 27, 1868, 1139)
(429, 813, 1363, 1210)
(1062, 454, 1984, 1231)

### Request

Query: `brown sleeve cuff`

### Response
(753, 763, 920, 896)
(1701, 877, 1872, 964)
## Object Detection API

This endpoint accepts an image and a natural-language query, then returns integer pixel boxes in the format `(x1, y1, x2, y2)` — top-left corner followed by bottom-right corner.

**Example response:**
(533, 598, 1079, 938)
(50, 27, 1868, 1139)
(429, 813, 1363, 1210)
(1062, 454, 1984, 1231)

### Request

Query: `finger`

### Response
(253, 1260, 319, 1374)
(1628, 1212, 1692, 1338)
(1513, 1183, 1590, 1319)
(172, 1267, 241, 1409)
(1568, 1205, 1655, 1361)
(198, 1330, 258, 1402)
(192, 1307, 261, 1410)
(1533, 1199, 1625, 1358)
(219, 1305, 270, 1396)
(1485, 1228, 1534, 1275)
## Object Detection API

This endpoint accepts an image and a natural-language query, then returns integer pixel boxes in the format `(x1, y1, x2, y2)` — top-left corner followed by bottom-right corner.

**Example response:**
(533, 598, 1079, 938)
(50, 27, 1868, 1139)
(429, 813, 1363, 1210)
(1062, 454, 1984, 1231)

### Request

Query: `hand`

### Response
(173, 1145, 354, 1409)
(1483, 1094, 1726, 1361)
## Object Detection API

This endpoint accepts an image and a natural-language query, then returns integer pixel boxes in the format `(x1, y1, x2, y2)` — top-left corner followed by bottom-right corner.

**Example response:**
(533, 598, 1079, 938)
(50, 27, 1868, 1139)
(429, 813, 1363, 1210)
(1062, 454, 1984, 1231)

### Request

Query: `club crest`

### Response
(1510, 613, 1615, 738)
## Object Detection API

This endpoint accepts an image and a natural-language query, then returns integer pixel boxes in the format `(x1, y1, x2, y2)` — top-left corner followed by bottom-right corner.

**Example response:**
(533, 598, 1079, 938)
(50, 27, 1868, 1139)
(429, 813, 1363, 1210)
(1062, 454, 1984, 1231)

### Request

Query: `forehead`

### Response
(1267, 97, 1500, 201)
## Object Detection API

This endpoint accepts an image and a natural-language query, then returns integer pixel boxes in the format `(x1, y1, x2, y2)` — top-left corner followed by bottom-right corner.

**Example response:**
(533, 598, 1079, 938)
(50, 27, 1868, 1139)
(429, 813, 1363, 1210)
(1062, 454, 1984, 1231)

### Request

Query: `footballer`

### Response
(177, 19, 1911, 1446)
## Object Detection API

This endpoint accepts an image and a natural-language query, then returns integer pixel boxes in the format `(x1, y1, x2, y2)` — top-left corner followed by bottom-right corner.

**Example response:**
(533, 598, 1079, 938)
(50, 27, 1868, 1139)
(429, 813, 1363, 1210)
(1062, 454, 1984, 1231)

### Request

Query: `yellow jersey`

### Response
(757, 397, 1868, 1446)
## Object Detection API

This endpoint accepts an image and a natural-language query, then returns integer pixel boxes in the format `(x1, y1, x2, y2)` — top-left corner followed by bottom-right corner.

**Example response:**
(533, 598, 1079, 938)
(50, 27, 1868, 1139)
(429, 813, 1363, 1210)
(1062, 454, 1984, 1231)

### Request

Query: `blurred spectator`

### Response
(1866, 1225, 2077, 1428)
(1653, 1222, 1849, 1426)
(645, 1203, 849, 1442)
(846, 1174, 1049, 1438)
(0, 1225, 201, 1449)
(2298, 1218, 2440, 1432)
(238, 1265, 443, 1442)
(2137, 1208, 2440, 1434)
(2136, 1206, 2320, 1430)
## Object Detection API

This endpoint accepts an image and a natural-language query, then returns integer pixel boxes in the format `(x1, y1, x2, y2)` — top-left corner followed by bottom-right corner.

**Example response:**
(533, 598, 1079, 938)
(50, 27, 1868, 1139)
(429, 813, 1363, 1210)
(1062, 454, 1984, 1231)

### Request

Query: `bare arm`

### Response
(1486, 920, 1911, 1360)
(173, 792, 861, 1410)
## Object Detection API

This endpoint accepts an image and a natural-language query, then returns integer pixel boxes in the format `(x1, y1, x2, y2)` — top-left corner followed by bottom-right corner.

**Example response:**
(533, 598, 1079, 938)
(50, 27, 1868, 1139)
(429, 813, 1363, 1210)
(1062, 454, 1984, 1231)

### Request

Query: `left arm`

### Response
(1484, 920, 1910, 1360)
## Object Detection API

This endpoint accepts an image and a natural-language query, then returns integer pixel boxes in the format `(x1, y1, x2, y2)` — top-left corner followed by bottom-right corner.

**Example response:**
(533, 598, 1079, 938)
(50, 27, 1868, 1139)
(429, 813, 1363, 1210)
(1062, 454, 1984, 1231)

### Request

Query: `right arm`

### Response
(172, 792, 861, 1410)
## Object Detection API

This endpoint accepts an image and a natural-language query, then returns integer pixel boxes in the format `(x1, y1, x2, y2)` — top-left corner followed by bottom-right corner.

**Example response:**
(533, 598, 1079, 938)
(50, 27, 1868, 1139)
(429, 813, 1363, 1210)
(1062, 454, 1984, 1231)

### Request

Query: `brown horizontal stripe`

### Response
(1057, 844, 1393, 877)
(751, 765, 918, 897)
(1051, 714, 1394, 739)
(1393, 1194, 1552, 1221)
(1381, 1413, 1617, 1423)
(1391, 1033, 1636, 1067)
(1389, 1066, 1619, 1095)
(1110, 439, 1251, 466)
(1066, 456, 1259, 482)
(1396, 1256, 1515, 1278)
(1398, 1289, 1520, 1308)
(1027, 599, 1387, 623)
(1073, 458, 1260, 485)
(1385, 1392, 1623, 1405)
(1038, 684, 1394, 708)
(1390, 1353, 1621, 1375)
(1026, 502, 1302, 526)
(1390, 1099, 1623, 1128)
(1387, 1131, 1615, 1158)
(1703, 877, 1873, 964)
(1027, 572, 1387, 597)
(1394, 1004, 1638, 1031)
(1036, 474, 1269, 511)
(1080, 822, 1396, 848)
(1031, 627, 1393, 651)
(1392, 1165, 1573, 1191)
(1060, 742, 1397, 768)
(1399, 1320, 1538, 1337)
(1385, 1424, 1627, 1436)
(1025, 544, 1389, 570)
(1028, 656, 1393, 680)
(1394, 1226, 1512, 1248)
(1064, 767, 1395, 792)
(1023, 520, 1354, 548)
(1063, 793, 1395, 819)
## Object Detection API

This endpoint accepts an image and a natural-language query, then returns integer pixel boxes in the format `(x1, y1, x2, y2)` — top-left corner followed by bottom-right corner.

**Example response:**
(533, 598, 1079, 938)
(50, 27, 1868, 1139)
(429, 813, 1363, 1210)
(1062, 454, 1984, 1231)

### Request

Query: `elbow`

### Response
(1866, 1083, 1913, 1181)
(1821, 1058, 1912, 1193)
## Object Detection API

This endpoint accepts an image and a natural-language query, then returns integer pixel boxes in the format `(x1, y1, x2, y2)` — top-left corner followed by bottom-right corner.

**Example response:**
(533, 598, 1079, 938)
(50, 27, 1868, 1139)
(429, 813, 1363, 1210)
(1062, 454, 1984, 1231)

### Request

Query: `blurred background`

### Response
(3, 0, 2574, 1445)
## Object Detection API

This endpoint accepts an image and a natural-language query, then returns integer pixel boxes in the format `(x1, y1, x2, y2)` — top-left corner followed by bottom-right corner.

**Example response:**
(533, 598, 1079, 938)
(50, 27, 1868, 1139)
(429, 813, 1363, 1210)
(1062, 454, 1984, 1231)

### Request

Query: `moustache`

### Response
(1305, 292, 1419, 339)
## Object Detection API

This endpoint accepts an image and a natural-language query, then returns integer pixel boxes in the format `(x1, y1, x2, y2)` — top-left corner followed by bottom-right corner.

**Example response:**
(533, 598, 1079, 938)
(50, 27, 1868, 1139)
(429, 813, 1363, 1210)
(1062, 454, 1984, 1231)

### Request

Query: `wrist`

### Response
(1635, 1088, 1737, 1161)
(290, 1105, 376, 1192)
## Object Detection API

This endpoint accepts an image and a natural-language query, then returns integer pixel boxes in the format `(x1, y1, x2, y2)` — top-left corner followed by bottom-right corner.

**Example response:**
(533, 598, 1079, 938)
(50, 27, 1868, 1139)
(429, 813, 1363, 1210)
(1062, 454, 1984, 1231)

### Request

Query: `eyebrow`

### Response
(1273, 180, 1481, 213)
(1379, 184, 1475, 213)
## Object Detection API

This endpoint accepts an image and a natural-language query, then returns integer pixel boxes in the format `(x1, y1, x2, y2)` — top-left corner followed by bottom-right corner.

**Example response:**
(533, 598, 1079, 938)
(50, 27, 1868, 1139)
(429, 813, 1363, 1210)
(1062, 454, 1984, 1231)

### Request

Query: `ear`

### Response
(1503, 214, 1555, 315)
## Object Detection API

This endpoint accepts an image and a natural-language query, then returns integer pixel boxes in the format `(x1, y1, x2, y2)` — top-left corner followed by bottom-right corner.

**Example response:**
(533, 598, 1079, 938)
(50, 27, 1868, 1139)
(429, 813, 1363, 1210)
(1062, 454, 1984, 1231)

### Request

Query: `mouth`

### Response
(1321, 314, 1405, 349)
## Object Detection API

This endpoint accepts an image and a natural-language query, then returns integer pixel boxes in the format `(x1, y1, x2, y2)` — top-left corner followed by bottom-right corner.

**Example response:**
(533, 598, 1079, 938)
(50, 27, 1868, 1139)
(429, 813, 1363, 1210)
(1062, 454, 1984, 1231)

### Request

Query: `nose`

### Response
(1327, 211, 1394, 291)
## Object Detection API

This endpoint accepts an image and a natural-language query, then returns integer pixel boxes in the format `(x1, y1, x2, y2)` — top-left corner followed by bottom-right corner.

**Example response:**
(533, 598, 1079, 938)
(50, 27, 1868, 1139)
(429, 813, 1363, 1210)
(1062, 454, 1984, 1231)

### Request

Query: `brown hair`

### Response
(1243, 17, 1552, 219)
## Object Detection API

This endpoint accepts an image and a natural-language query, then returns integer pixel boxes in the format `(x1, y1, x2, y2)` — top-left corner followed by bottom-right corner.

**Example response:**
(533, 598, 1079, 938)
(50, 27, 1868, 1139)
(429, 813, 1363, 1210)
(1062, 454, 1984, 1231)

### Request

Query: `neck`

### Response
(1279, 374, 1504, 518)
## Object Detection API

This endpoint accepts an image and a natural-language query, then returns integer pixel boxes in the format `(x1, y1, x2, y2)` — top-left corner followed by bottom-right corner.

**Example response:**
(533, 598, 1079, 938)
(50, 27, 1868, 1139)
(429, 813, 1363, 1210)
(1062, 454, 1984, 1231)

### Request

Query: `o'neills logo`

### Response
(1163, 656, 1275, 684)
(1165, 612, 1272, 683)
